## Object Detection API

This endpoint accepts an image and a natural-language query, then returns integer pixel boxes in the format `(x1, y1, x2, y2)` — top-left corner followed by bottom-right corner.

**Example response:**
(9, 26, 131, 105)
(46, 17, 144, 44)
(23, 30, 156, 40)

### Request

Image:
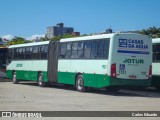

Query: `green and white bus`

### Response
(152, 38, 160, 90)
(6, 33, 152, 92)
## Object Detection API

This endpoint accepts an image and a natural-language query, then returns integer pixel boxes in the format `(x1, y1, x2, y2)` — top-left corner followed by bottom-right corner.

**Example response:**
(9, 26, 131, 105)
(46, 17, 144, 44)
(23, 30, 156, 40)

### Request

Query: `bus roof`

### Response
(8, 33, 148, 48)
(60, 33, 148, 42)
(152, 38, 160, 44)
(8, 41, 50, 48)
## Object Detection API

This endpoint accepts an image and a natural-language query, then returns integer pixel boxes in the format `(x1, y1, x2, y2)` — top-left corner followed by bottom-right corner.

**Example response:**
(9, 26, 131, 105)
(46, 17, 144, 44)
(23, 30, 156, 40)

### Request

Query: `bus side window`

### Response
(103, 39, 110, 59)
(91, 40, 98, 59)
(13, 48, 17, 60)
(154, 44, 160, 62)
(84, 41, 91, 59)
(40, 45, 47, 59)
(21, 47, 25, 59)
(7, 49, 13, 64)
(97, 39, 110, 59)
(33, 46, 39, 59)
(60, 43, 66, 58)
(98, 40, 104, 58)
(25, 47, 32, 60)
(71, 42, 78, 59)
(17, 48, 20, 59)
(66, 42, 71, 59)
(153, 44, 155, 62)
(77, 41, 84, 59)
(18, 48, 24, 60)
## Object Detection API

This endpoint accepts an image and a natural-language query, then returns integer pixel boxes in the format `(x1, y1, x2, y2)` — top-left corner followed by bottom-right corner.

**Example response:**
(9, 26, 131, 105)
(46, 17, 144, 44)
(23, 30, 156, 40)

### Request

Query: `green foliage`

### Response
(139, 26, 160, 38)
(39, 36, 49, 41)
(50, 34, 78, 41)
(7, 36, 31, 45)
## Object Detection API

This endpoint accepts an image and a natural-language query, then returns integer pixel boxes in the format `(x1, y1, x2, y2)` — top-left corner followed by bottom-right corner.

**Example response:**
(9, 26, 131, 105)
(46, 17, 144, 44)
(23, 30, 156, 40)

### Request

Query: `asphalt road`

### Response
(0, 79, 160, 120)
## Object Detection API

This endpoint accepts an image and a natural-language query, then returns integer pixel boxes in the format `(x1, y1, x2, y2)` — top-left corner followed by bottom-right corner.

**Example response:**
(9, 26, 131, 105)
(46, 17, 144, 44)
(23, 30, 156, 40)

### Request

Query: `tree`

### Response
(139, 26, 160, 38)
(8, 36, 26, 45)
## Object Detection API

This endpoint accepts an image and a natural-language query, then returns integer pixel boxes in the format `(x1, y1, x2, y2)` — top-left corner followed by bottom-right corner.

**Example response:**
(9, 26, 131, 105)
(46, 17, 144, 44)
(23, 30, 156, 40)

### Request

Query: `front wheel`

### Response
(12, 72, 19, 84)
(38, 73, 46, 87)
(76, 75, 86, 92)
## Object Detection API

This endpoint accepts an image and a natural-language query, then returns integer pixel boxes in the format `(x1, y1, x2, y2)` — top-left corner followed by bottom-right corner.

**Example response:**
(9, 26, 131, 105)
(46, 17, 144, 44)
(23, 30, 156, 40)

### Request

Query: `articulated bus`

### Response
(152, 38, 160, 90)
(0, 47, 8, 78)
(6, 33, 152, 92)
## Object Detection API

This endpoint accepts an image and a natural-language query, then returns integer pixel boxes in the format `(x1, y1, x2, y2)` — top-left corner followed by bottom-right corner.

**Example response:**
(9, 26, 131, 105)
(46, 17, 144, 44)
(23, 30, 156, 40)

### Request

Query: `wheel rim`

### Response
(77, 78, 83, 90)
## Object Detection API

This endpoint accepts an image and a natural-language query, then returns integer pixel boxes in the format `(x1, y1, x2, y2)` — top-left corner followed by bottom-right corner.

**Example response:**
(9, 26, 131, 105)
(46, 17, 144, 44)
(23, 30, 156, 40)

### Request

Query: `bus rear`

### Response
(109, 34, 152, 87)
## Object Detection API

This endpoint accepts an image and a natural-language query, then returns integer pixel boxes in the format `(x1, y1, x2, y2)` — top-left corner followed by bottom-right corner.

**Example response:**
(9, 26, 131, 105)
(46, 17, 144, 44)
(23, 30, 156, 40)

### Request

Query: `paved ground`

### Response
(0, 79, 160, 119)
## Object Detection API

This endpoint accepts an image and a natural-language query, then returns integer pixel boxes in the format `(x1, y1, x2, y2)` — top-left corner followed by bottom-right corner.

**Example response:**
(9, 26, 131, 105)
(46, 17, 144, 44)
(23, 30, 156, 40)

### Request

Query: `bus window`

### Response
(103, 39, 110, 59)
(154, 44, 160, 61)
(25, 47, 32, 59)
(60, 43, 66, 58)
(33, 46, 39, 59)
(66, 42, 71, 59)
(71, 42, 78, 59)
(98, 39, 110, 59)
(91, 40, 98, 59)
(77, 41, 84, 59)
(84, 41, 91, 59)
(40, 45, 48, 59)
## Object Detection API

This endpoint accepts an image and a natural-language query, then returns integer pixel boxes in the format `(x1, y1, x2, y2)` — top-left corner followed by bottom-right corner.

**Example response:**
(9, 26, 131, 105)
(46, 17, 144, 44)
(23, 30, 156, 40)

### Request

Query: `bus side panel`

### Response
(84, 60, 109, 88)
(58, 60, 75, 84)
(58, 72, 75, 84)
(43, 71, 48, 82)
(7, 60, 48, 82)
(83, 73, 97, 87)
(6, 70, 12, 79)
(96, 74, 110, 88)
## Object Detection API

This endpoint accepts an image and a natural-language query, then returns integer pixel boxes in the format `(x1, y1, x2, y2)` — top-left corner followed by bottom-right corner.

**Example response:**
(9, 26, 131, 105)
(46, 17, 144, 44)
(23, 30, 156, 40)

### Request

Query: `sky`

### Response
(0, 0, 160, 40)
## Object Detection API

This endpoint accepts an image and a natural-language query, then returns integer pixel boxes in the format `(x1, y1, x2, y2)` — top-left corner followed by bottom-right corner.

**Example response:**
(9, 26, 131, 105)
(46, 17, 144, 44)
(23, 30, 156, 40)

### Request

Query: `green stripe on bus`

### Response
(6, 70, 48, 82)
(7, 70, 150, 88)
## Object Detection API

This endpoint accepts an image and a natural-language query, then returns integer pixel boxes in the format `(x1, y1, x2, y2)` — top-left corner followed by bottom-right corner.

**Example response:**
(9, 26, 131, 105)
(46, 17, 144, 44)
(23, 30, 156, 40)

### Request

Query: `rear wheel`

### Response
(38, 73, 46, 87)
(76, 75, 86, 92)
(12, 72, 19, 84)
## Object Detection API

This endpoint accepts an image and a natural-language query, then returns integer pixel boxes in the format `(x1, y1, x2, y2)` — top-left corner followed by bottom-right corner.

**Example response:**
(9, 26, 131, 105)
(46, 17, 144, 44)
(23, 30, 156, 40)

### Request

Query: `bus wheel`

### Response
(76, 75, 85, 92)
(12, 72, 19, 84)
(106, 86, 120, 93)
(38, 73, 45, 87)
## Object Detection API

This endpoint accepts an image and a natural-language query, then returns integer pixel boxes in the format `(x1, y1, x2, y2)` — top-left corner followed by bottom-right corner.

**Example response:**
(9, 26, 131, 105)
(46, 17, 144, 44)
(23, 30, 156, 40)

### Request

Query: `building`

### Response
(46, 23, 74, 39)
(71, 32, 80, 36)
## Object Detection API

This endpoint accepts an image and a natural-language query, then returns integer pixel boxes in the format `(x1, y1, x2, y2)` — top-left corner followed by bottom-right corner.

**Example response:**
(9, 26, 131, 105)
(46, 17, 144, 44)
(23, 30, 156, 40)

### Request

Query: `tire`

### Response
(76, 75, 86, 92)
(106, 86, 120, 93)
(38, 73, 46, 87)
(12, 72, 19, 84)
